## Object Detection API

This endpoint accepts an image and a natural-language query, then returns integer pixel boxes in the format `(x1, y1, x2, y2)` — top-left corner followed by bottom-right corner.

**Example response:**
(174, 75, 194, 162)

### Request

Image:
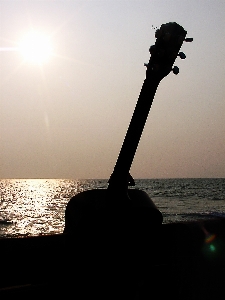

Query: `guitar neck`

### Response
(108, 74, 160, 190)
(108, 22, 188, 192)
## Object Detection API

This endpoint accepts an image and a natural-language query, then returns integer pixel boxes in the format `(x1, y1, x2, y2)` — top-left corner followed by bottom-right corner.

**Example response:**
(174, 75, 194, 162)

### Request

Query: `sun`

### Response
(19, 31, 53, 64)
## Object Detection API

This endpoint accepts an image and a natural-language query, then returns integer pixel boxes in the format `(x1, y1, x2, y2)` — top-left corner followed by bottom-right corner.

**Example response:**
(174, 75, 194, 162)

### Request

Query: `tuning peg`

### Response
(185, 37, 193, 42)
(155, 29, 162, 39)
(149, 45, 156, 54)
(178, 52, 186, 59)
(172, 66, 179, 75)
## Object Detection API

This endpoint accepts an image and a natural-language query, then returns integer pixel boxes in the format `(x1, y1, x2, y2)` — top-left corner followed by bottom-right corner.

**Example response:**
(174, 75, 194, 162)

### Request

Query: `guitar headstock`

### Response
(145, 22, 191, 81)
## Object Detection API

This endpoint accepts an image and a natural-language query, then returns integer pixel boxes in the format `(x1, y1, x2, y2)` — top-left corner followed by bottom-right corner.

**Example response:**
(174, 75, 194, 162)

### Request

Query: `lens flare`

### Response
(205, 233, 216, 244)
(209, 244, 216, 252)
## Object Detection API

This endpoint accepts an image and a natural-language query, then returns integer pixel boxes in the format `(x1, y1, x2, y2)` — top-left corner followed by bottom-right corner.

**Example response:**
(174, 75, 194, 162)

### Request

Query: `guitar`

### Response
(64, 22, 190, 237)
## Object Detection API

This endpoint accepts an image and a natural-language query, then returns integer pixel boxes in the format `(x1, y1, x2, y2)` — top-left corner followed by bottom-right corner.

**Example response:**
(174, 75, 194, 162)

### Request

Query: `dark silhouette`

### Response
(63, 22, 187, 298)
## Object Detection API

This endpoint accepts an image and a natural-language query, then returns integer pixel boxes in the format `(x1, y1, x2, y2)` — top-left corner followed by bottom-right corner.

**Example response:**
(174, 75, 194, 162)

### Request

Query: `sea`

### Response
(0, 178, 225, 238)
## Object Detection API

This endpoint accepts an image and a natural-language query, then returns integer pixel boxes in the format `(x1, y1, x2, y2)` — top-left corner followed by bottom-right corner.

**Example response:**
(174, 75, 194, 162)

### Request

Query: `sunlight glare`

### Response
(19, 31, 53, 64)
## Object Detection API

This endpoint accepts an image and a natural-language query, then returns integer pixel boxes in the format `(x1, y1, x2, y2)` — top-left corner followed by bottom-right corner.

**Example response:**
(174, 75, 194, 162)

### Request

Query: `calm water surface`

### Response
(0, 178, 225, 238)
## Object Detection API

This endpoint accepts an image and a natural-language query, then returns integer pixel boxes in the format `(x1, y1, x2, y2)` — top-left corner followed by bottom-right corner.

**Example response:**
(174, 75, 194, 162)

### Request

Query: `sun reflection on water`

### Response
(0, 179, 87, 237)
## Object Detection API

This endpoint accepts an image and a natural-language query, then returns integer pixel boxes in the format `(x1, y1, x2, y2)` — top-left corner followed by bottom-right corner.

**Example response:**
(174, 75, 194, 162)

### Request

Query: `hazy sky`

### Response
(0, 0, 224, 179)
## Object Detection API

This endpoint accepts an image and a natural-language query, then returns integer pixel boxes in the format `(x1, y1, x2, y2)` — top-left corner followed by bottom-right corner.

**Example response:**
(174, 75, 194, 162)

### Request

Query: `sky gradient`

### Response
(0, 0, 225, 179)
